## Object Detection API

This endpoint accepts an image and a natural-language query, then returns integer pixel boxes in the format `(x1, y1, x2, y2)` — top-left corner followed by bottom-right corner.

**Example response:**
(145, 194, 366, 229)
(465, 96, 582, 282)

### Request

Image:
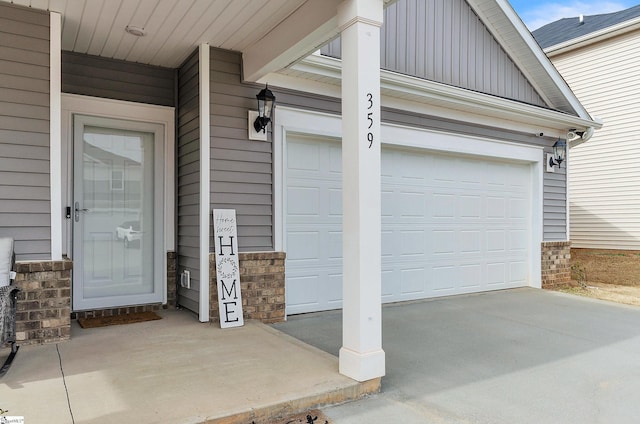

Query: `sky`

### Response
(508, 0, 640, 30)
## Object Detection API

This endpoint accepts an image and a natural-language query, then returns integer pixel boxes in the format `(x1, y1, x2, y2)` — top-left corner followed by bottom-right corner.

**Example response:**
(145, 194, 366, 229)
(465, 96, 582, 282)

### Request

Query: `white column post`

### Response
(338, 0, 385, 382)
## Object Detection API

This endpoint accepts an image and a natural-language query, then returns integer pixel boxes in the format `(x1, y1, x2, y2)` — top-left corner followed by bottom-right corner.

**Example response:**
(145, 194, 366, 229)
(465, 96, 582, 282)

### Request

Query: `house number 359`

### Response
(366, 92, 374, 149)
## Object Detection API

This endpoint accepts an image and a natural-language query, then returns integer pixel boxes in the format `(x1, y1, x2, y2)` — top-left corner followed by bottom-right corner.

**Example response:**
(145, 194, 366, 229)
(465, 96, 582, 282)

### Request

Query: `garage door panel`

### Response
(433, 193, 456, 217)
(399, 154, 428, 180)
(328, 188, 342, 216)
(327, 231, 342, 259)
(510, 261, 528, 284)
(460, 230, 481, 253)
(509, 229, 529, 251)
(432, 230, 456, 254)
(381, 152, 395, 177)
(287, 267, 343, 313)
(432, 157, 456, 184)
(287, 186, 320, 216)
(287, 227, 342, 263)
(381, 268, 399, 297)
(287, 231, 320, 261)
(487, 196, 507, 218)
(460, 195, 482, 219)
(460, 263, 482, 288)
(381, 191, 394, 217)
(326, 273, 343, 304)
(401, 267, 427, 295)
(506, 165, 530, 188)
(432, 265, 457, 292)
(381, 230, 394, 257)
(456, 158, 484, 182)
(400, 230, 426, 256)
(399, 191, 426, 217)
(510, 197, 528, 219)
(328, 144, 342, 172)
(288, 141, 321, 171)
(287, 274, 320, 309)
(487, 262, 507, 286)
(285, 137, 532, 314)
(486, 163, 510, 187)
(487, 230, 506, 252)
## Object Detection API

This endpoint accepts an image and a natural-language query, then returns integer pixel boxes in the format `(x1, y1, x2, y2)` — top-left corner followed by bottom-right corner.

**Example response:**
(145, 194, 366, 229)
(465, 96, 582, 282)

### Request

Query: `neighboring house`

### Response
(533, 6, 640, 249)
(0, 0, 600, 382)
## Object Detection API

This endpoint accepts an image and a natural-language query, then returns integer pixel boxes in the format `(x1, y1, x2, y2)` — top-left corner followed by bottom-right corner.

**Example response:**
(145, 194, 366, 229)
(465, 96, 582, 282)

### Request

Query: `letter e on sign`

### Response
(213, 209, 244, 328)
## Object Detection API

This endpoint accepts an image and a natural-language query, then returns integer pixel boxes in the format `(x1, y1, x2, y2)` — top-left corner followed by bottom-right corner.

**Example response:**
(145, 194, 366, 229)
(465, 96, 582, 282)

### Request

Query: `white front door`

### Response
(72, 115, 164, 311)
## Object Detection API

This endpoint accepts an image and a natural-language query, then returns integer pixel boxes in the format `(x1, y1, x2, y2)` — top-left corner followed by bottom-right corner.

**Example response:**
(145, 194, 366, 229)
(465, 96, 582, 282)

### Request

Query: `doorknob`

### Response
(74, 202, 90, 222)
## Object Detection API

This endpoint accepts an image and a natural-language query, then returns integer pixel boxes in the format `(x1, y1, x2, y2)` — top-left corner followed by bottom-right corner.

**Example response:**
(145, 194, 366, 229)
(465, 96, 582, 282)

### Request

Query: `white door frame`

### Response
(61, 94, 175, 309)
(274, 106, 544, 313)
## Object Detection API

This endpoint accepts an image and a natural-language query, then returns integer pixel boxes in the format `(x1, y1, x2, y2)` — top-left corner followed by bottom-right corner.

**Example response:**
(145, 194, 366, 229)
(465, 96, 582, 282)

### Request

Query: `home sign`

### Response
(213, 209, 244, 328)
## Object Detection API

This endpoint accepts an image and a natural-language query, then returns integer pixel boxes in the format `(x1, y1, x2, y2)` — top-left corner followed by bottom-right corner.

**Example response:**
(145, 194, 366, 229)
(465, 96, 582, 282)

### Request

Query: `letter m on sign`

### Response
(213, 209, 244, 328)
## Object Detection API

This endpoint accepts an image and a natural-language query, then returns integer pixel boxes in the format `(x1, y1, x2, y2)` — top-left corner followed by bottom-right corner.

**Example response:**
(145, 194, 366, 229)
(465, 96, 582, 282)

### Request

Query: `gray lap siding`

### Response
(0, 3, 51, 260)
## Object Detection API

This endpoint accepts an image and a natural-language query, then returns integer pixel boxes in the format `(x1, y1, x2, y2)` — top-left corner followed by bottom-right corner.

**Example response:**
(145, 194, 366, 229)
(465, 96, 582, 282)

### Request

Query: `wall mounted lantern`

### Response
(546, 139, 566, 172)
(253, 84, 275, 133)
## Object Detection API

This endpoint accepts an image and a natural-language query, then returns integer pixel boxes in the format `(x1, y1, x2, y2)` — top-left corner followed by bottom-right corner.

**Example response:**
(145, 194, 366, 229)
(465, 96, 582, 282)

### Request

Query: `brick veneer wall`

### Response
(14, 253, 177, 344)
(541, 241, 571, 288)
(210, 252, 286, 324)
(14, 259, 72, 345)
(73, 304, 163, 319)
(167, 251, 177, 308)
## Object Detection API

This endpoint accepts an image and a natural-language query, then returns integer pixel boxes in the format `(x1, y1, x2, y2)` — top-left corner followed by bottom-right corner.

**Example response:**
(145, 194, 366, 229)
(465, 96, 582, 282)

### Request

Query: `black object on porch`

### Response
(0, 237, 19, 377)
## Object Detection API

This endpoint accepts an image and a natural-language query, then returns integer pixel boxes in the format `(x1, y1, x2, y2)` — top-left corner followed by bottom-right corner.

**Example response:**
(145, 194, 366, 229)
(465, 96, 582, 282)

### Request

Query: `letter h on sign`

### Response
(218, 236, 235, 255)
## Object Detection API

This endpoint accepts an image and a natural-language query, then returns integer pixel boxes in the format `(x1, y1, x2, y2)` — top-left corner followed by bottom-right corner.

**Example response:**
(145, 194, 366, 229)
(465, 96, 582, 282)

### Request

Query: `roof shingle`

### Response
(532, 4, 640, 49)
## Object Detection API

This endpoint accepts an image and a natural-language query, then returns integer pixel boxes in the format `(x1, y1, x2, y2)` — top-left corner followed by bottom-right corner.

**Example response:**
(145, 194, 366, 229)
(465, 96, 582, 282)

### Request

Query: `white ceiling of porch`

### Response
(2, 0, 309, 69)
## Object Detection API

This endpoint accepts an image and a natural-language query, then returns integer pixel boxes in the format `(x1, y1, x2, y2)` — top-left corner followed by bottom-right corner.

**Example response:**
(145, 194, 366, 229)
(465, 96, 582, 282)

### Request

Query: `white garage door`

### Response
(285, 134, 532, 315)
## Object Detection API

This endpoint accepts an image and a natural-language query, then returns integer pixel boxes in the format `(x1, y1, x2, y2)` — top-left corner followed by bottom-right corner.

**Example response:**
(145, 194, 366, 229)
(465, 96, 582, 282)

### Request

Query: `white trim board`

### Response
(50, 11, 62, 261)
(198, 44, 211, 323)
(274, 106, 543, 290)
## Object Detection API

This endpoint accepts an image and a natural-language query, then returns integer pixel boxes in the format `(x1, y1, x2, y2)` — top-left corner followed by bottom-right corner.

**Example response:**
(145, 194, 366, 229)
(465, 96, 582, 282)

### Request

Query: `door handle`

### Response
(74, 202, 90, 222)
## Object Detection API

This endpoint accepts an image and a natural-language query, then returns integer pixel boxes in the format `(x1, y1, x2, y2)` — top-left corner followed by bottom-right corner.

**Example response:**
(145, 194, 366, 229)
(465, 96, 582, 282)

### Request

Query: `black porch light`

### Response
(549, 139, 567, 168)
(253, 84, 276, 133)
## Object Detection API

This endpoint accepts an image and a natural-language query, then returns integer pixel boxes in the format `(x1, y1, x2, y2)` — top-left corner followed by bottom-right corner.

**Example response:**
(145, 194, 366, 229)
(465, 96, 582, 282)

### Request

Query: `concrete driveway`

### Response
(273, 288, 640, 423)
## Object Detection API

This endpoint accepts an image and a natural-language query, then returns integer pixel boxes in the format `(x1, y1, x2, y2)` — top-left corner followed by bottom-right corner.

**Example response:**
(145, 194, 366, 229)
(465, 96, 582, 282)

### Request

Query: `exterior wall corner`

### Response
(15, 259, 73, 345)
(209, 252, 286, 324)
(541, 241, 572, 288)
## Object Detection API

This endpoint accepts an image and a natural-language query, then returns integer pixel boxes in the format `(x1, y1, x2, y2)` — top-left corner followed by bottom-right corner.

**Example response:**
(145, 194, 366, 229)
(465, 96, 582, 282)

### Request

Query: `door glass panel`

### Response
(80, 126, 154, 299)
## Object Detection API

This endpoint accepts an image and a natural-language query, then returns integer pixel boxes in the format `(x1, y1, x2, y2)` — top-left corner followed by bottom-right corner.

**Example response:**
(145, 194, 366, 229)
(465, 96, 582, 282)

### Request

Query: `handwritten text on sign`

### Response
(213, 209, 244, 328)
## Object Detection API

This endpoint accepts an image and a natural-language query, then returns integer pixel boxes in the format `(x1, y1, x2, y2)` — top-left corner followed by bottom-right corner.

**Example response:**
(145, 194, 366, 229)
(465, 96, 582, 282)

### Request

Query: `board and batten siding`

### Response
(61, 51, 175, 107)
(550, 31, 640, 248)
(322, 0, 546, 108)
(177, 50, 200, 313)
(0, 3, 51, 260)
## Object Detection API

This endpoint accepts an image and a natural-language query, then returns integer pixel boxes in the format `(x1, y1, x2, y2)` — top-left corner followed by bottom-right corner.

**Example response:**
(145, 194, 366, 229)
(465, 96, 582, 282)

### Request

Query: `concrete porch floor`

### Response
(0, 309, 378, 423)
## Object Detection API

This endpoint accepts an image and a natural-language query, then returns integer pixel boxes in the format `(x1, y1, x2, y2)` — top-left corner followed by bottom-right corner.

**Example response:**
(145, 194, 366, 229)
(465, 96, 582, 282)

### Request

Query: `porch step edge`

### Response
(204, 377, 381, 424)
